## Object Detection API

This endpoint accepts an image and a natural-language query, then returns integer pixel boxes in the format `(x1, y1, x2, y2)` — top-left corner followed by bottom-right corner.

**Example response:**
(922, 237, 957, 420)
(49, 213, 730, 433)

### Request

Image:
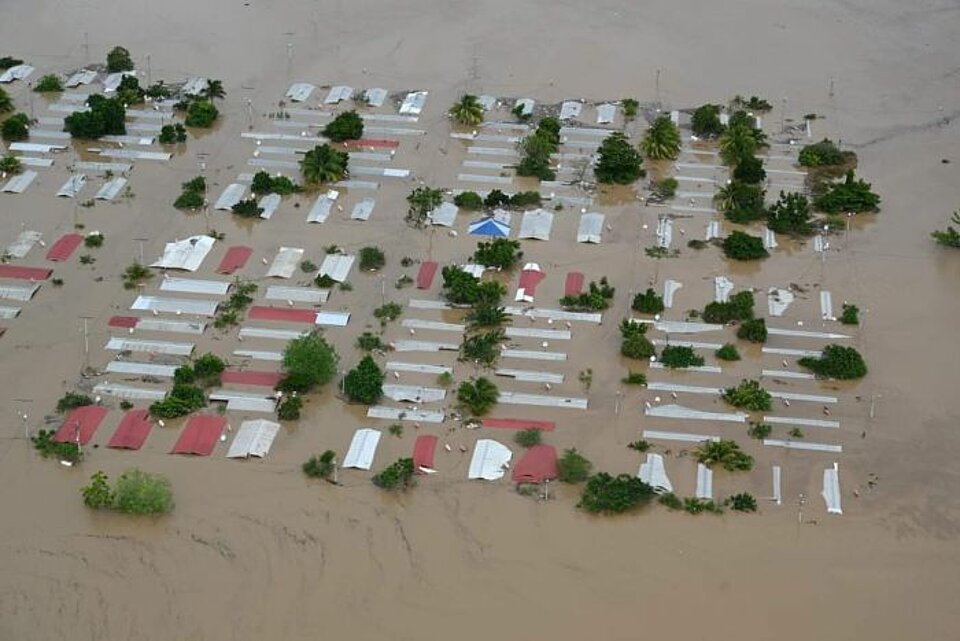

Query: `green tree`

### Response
(1, 112, 30, 141)
(659, 345, 705, 369)
(798, 139, 844, 167)
(514, 428, 542, 448)
(301, 144, 348, 184)
(359, 246, 386, 271)
(441, 266, 505, 306)
(106, 46, 134, 72)
(560, 278, 616, 311)
(719, 123, 758, 165)
(56, 391, 94, 413)
(702, 291, 755, 323)
(280, 331, 339, 392)
(691, 103, 725, 137)
(231, 198, 263, 217)
(722, 231, 769, 260)
(473, 238, 523, 269)
(557, 448, 593, 483)
(0, 87, 12, 112)
(798, 344, 868, 379)
(631, 288, 664, 314)
(466, 303, 509, 329)
(372, 458, 415, 490)
(202, 79, 226, 100)
(81, 471, 114, 509)
(595, 132, 644, 184)
(343, 355, 384, 404)
(931, 211, 960, 248)
(622, 98, 639, 120)
(116, 74, 145, 106)
(732, 154, 766, 184)
(454, 191, 483, 210)
(620, 319, 656, 360)
(192, 353, 225, 383)
(34, 74, 63, 92)
(457, 377, 499, 415)
(64, 94, 126, 139)
(303, 450, 336, 480)
(460, 330, 505, 366)
(652, 177, 678, 200)
(737, 318, 768, 343)
(516, 129, 556, 180)
(747, 422, 772, 439)
(323, 110, 364, 142)
(715, 343, 741, 361)
(113, 469, 174, 515)
(814, 170, 880, 213)
(722, 379, 772, 411)
(405, 186, 443, 226)
(0, 154, 22, 174)
(484, 189, 511, 208)
(277, 395, 303, 420)
(715, 180, 766, 223)
(185, 99, 218, 127)
(640, 115, 681, 160)
(449, 94, 484, 125)
(159, 123, 187, 144)
(578, 473, 656, 514)
(767, 191, 813, 235)
(696, 440, 754, 471)
(728, 492, 758, 512)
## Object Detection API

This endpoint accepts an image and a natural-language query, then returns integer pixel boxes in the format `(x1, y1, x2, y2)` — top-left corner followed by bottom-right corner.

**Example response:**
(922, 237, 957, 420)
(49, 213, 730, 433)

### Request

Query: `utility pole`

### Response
(780, 96, 787, 132)
(655, 68, 662, 105)
(83, 32, 90, 63)
(79, 316, 91, 373)
(146, 53, 152, 86)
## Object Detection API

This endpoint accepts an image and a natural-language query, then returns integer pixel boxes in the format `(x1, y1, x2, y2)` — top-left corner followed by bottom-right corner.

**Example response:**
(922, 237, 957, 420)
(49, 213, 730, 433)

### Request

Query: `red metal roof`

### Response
(343, 138, 400, 149)
(481, 418, 556, 432)
(221, 370, 282, 387)
(416, 261, 438, 289)
(107, 409, 152, 450)
(0, 265, 52, 280)
(53, 405, 109, 445)
(512, 444, 558, 483)
(108, 315, 139, 328)
(518, 268, 546, 296)
(46, 234, 84, 261)
(564, 272, 584, 297)
(412, 435, 438, 472)
(248, 306, 316, 324)
(170, 415, 226, 455)
(216, 246, 253, 274)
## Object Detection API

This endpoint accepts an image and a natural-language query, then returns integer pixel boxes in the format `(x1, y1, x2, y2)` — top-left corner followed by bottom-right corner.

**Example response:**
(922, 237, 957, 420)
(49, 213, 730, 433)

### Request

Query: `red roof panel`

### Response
(343, 138, 400, 150)
(512, 444, 558, 483)
(518, 269, 546, 296)
(412, 435, 438, 472)
(248, 306, 316, 324)
(107, 409, 152, 450)
(108, 315, 139, 328)
(46, 234, 84, 262)
(481, 418, 556, 432)
(217, 246, 253, 274)
(0, 265, 52, 280)
(564, 272, 584, 297)
(416, 261, 438, 289)
(170, 415, 226, 456)
(53, 405, 109, 445)
(221, 370, 282, 387)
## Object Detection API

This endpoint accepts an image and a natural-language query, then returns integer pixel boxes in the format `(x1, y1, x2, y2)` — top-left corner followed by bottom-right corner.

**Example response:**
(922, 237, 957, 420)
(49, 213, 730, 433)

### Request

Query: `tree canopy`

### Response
(931, 211, 960, 248)
(813, 170, 880, 213)
(405, 186, 443, 227)
(185, 99, 218, 127)
(696, 439, 754, 471)
(64, 94, 126, 139)
(557, 448, 593, 483)
(323, 110, 364, 142)
(1, 112, 29, 141)
(372, 458, 416, 490)
(631, 288, 665, 314)
(34, 74, 63, 92)
(619, 319, 655, 360)
(457, 377, 499, 415)
(799, 138, 845, 167)
(473, 238, 523, 269)
(767, 191, 814, 235)
(301, 144, 348, 184)
(578, 473, 656, 514)
(595, 132, 644, 184)
(280, 331, 339, 392)
(516, 120, 558, 181)
(722, 231, 768, 260)
(691, 103, 725, 137)
(722, 379, 772, 411)
(798, 344, 868, 379)
(0, 87, 12, 113)
(715, 180, 766, 224)
(736, 318, 768, 343)
(106, 46, 134, 72)
(343, 355, 384, 404)
(441, 266, 505, 306)
(449, 94, 485, 125)
(640, 115, 682, 160)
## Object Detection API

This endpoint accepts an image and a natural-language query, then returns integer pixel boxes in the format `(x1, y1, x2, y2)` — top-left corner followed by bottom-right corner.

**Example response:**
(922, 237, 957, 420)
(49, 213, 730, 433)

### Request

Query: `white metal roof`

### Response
(315, 311, 350, 327)
(214, 183, 247, 210)
(239, 327, 308, 341)
(104, 361, 178, 377)
(102, 72, 129, 92)
(514, 98, 535, 116)
(407, 299, 451, 310)
(91, 382, 167, 400)
(100, 149, 172, 161)
(28, 128, 71, 140)
(265, 285, 328, 304)
(266, 247, 304, 278)
(74, 161, 132, 173)
(366, 406, 445, 423)
(48, 102, 88, 113)
(820, 290, 834, 320)
(285, 83, 316, 102)
(656, 217, 673, 248)
(0, 283, 40, 301)
(363, 88, 388, 107)
(9, 142, 67, 153)
(642, 429, 720, 443)
(500, 348, 567, 362)
(333, 179, 379, 190)
(227, 419, 281, 458)
(385, 361, 453, 375)
(822, 463, 842, 514)
(324, 85, 353, 104)
(596, 104, 617, 124)
(714, 276, 734, 303)
(477, 95, 497, 111)
(494, 368, 564, 384)
(105, 337, 195, 356)
(159, 277, 231, 296)
(696, 464, 714, 499)
(306, 190, 339, 223)
(639, 454, 673, 493)
(392, 340, 459, 353)
(4, 230, 42, 258)
(559, 101, 583, 120)
(398, 91, 428, 115)
(16, 157, 54, 168)
(663, 280, 683, 309)
(518, 209, 554, 240)
(577, 213, 604, 243)
(499, 391, 587, 409)
(0, 306, 21, 319)
(560, 126, 610, 138)
(95, 176, 127, 200)
(0, 64, 34, 83)
(180, 77, 209, 95)
(763, 415, 840, 429)
(644, 403, 747, 423)
(468, 439, 512, 480)
(350, 197, 376, 221)
(342, 428, 381, 469)
(150, 235, 215, 272)
(763, 439, 843, 454)
(65, 69, 98, 87)
(1, 170, 38, 194)
(318, 254, 355, 282)
(135, 318, 207, 334)
(427, 202, 458, 227)
(502, 306, 602, 324)
(382, 384, 446, 403)
(258, 193, 282, 220)
(233, 349, 282, 361)
(505, 326, 570, 341)
(401, 318, 464, 333)
(56, 174, 87, 198)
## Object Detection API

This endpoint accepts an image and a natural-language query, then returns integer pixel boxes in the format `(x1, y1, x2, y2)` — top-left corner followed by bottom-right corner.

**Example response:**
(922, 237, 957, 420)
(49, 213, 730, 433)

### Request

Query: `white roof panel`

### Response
(315, 311, 350, 327)
(401, 318, 464, 333)
(427, 202, 458, 227)
(105, 337, 194, 356)
(364, 88, 388, 107)
(596, 104, 617, 124)
(15, 157, 54, 168)
(696, 463, 714, 499)
(306, 190, 340, 223)
(642, 430, 720, 443)
(104, 361, 178, 377)
(65, 69, 98, 88)
(28, 128, 71, 140)
(95, 176, 128, 201)
(559, 101, 582, 120)
(74, 161, 132, 173)
(638, 453, 673, 493)
(468, 439, 512, 480)
(99, 149, 172, 161)
(350, 197, 376, 221)
(398, 91, 428, 115)
(504, 327, 571, 340)
(56, 174, 87, 198)
(227, 419, 281, 458)
(238, 327, 308, 341)
(514, 98, 535, 116)
(381, 384, 446, 403)
(226, 397, 279, 413)
(518, 209, 554, 240)
(181, 77, 209, 96)
(366, 406, 445, 423)
(159, 277, 231, 296)
(324, 85, 354, 104)
(8, 142, 67, 153)
(214, 183, 247, 211)
(233, 349, 282, 361)
(318, 254, 355, 282)
(91, 382, 167, 400)
(500, 348, 567, 362)
(0, 283, 40, 301)
(285, 82, 315, 102)
(494, 368, 564, 384)
(0, 64, 34, 83)
(265, 285, 329, 304)
(150, 235, 215, 272)
(477, 95, 497, 111)
(385, 361, 453, 375)
(822, 463, 843, 514)
(502, 306, 602, 324)
(763, 439, 843, 453)
(1, 170, 38, 194)
(135, 318, 207, 334)
(0, 306, 21, 319)
(342, 428, 381, 470)
(577, 212, 604, 243)
(4, 230, 42, 258)
(258, 193, 282, 220)
(644, 403, 747, 423)
(266, 247, 304, 278)
(392, 340, 459, 353)
(498, 391, 587, 410)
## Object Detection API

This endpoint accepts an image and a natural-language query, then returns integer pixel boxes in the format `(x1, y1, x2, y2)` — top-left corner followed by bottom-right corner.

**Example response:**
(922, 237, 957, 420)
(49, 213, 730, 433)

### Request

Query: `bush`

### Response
(115, 74, 145, 106)
(32, 429, 82, 463)
(798, 344, 868, 379)
(406, 186, 443, 226)
(728, 492, 758, 512)
(373, 302, 402, 323)
(516, 127, 557, 181)
(322, 110, 363, 142)
(722, 379, 772, 411)
(659, 492, 684, 510)
(454, 191, 483, 210)
(343, 355, 384, 405)
(578, 473, 656, 514)
(457, 377, 499, 415)
(931, 212, 960, 248)
(0, 154, 22, 174)
(173, 365, 195, 385)
(715, 343, 741, 361)
(631, 288, 664, 314)
(691, 104, 724, 137)
(622, 98, 639, 119)
(0, 57, 24, 71)
(149, 383, 206, 418)
(722, 231, 768, 260)
(64, 95, 126, 139)
(111, 469, 174, 515)
(748, 422, 772, 440)
(251, 170, 299, 195)
(82, 471, 114, 508)
(484, 189, 510, 208)
(173, 176, 205, 209)
(696, 439, 754, 471)
(473, 238, 522, 269)
(510, 190, 542, 207)
(814, 170, 880, 213)
(627, 440, 650, 452)
(595, 131, 644, 184)
(185, 100, 218, 127)
(34, 74, 63, 92)
(121, 262, 153, 289)
(437, 371, 454, 387)
(732, 154, 766, 184)
(301, 144, 349, 185)
(640, 115, 682, 160)
(231, 198, 263, 217)
(1, 112, 30, 141)
(560, 277, 615, 311)
(798, 139, 844, 167)
(281, 331, 339, 391)
(620, 319, 656, 360)
(556, 448, 593, 483)
(106, 46, 134, 72)
(703, 291, 755, 324)
(57, 391, 94, 413)
(622, 371, 647, 385)
(715, 180, 766, 224)
(372, 458, 416, 490)
(683, 497, 724, 514)
(192, 353, 225, 383)
(737, 318, 768, 343)
(158, 123, 188, 144)
(732, 95, 772, 111)
(356, 332, 385, 352)
(652, 177, 678, 200)
(466, 303, 509, 329)
(441, 266, 505, 306)
(359, 246, 385, 271)
(767, 191, 813, 235)
(514, 428, 542, 448)
(840, 303, 860, 325)
(659, 345, 705, 369)
(303, 450, 336, 479)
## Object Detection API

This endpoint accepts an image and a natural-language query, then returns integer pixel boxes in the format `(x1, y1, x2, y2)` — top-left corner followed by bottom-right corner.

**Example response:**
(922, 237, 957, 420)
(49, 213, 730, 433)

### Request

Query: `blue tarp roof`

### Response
(469, 217, 511, 237)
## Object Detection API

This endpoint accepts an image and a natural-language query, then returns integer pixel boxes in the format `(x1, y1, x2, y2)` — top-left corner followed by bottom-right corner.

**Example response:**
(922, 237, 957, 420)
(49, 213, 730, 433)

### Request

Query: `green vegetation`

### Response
(718, 112, 765, 165)
(722, 379, 772, 412)
(715, 180, 766, 224)
(251, 170, 300, 195)
(406, 186, 443, 227)
(303, 450, 336, 480)
(32, 429, 82, 463)
(722, 231, 769, 261)
(106, 46, 134, 72)
(436, 371, 454, 387)
(640, 115, 681, 160)
(652, 176, 678, 200)
(788, 427, 805, 439)
(514, 428, 542, 448)
(322, 110, 363, 141)
(145, 81, 172, 99)
(703, 291, 755, 324)
(474, 238, 523, 269)
(213, 281, 256, 329)
(231, 198, 263, 218)
(798, 138, 845, 167)
(813, 170, 880, 213)
(682, 497, 724, 515)
(732, 154, 766, 184)
(184, 100, 218, 127)
(578, 368, 593, 391)
(659, 345, 705, 369)
(359, 246, 386, 271)
(372, 458, 416, 490)
(373, 301, 402, 323)
(56, 391, 94, 413)
(658, 492, 684, 510)
(622, 98, 639, 120)
(277, 395, 302, 420)
(0, 87, 11, 113)
(82, 471, 113, 508)
(627, 440, 650, 452)
(301, 144, 348, 184)
(174, 353, 225, 387)
(65, 95, 126, 139)
(621, 371, 647, 385)
(798, 344, 868, 379)
(840, 303, 860, 325)
(767, 191, 813, 235)
(278, 331, 340, 392)
(454, 191, 483, 210)
(595, 131, 644, 184)
(79, 254, 95, 265)
(121, 262, 153, 289)
(116, 75, 145, 106)
(460, 329, 505, 367)
(631, 288, 664, 314)
(34, 74, 63, 92)
(83, 469, 174, 515)
(148, 382, 206, 418)
(1, 112, 30, 141)
(484, 189, 510, 208)
(343, 355, 384, 404)
(173, 176, 205, 209)
(300, 259, 317, 273)
(158, 123, 187, 144)
(556, 448, 593, 483)
(578, 473, 656, 514)
(356, 332, 385, 352)
(84, 233, 104, 248)
(715, 343, 741, 361)
(619, 319, 656, 360)
(466, 303, 509, 329)
(737, 317, 768, 343)
(728, 492, 757, 512)
(457, 377, 499, 415)
(696, 439, 754, 471)
(449, 94, 484, 125)
(931, 212, 960, 248)
(517, 117, 560, 181)
(691, 103, 724, 137)
(441, 266, 505, 306)
(0, 57, 24, 71)
(388, 423, 403, 437)
(0, 154, 22, 174)
(560, 277, 615, 311)
(748, 422, 772, 440)
(732, 95, 772, 111)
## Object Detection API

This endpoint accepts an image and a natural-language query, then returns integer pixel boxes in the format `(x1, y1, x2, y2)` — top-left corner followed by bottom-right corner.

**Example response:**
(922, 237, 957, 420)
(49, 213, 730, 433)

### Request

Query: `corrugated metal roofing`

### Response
(596, 104, 617, 124)
(105, 337, 194, 356)
(284, 82, 316, 102)
(65, 69, 98, 87)
(46, 234, 84, 261)
(427, 202, 458, 227)
(513, 444, 558, 483)
(382, 384, 446, 403)
(477, 95, 497, 110)
(214, 183, 247, 210)
(105, 361, 178, 377)
(131, 295, 219, 317)
(99, 149, 172, 161)
(362, 113, 419, 124)
(101, 135, 155, 146)
(559, 126, 610, 138)
(135, 318, 207, 334)
(56, 174, 87, 198)
(559, 101, 583, 120)
(642, 429, 720, 443)
(150, 235, 215, 272)
(385, 361, 453, 375)
(74, 161, 132, 173)
(28, 128, 70, 140)
(644, 403, 747, 423)
(171, 415, 226, 456)
(258, 193, 282, 220)
(315, 311, 350, 326)
(233, 349, 283, 361)
(413, 434, 438, 472)
(0, 306, 21, 319)
(2, 170, 38, 194)
(0, 282, 40, 301)
(209, 388, 279, 405)
(9, 142, 67, 153)
(92, 382, 167, 400)
(366, 406, 445, 423)
(504, 327, 571, 340)
(238, 326, 308, 341)
(95, 176, 127, 200)
(5, 230, 42, 258)
(265, 285, 329, 304)
(333, 179, 379, 190)
(481, 418, 555, 431)
(577, 213, 604, 243)
(324, 85, 353, 103)
(364, 88, 388, 107)
(518, 210, 554, 240)
(401, 318, 464, 333)
(306, 190, 340, 223)
(763, 439, 842, 454)
(494, 369, 564, 384)
(499, 391, 587, 410)
(763, 415, 840, 429)
(248, 158, 298, 170)
(53, 406, 108, 445)
(266, 247, 304, 278)
(638, 453, 673, 493)
(416, 262, 438, 290)
(500, 348, 567, 362)
(318, 254, 355, 282)
(343, 138, 400, 150)
(159, 277, 231, 296)
(696, 463, 714, 499)
(342, 428, 381, 469)
(0, 64, 34, 83)
(180, 77, 209, 95)
(227, 419, 281, 458)
(468, 439, 512, 480)
(0, 265, 51, 280)
(457, 173, 511, 185)
(217, 246, 253, 274)
(350, 197, 376, 221)
(392, 339, 459, 353)
(822, 463, 842, 514)
(398, 91, 428, 115)
(407, 299, 450, 310)
(248, 307, 316, 324)
(107, 409, 152, 450)
(16, 157, 55, 168)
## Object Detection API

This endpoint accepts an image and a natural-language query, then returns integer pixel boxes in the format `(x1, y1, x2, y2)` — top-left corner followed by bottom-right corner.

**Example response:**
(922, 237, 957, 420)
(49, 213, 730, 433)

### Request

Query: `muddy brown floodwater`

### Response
(1, 0, 960, 639)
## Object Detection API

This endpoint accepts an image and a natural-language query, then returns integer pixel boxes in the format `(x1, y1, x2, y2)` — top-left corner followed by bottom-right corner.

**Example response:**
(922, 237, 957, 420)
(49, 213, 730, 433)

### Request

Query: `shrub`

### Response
(405, 186, 443, 226)
(659, 492, 684, 510)
(631, 288, 664, 314)
(359, 246, 385, 271)
(560, 277, 615, 311)
(788, 427, 805, 438)
(173, 365, 195, 385)
(149, 383, 206, 418)
(652, 177, 678, 200)
(192, 353, 225, 383)
(691, 104, 724, 137)
(627, 440, 650, 452)
(57, 391, 93, 413)
(373, 302, 402, 323)
(251, 170, 299, 195)
(514, 428, 542, 448)
(32, 429, 82, 462)
(116, 75, 145, 106)
(454, 191, 483, 210)
(767, 191, 814, 235)
(34, 74, 63, 92)
(466, 303, 509, 328)
(300, 259, 317, 273)
(388, 423, 403, 437)
(814, 170, 880, 213)
(595, 132, 644, 184)
(315, 274, 336, 288)
(556, 448, 593, 483)
(449, 94, 485, 125)
(747, 422, 772, 440)
(931, 212, 960, 248)
(840, 303, 859, 325)
(659, 345, 705, 369)
(1, 112, 30, 141)
(696, 439, 754, 471)
(728, 492, 758, 512)
(0, 154, 22, 174)
(356, 332, 385, 352)
(111, 469, 174, 515)
(231, 198, 263, 217)
(185, 100, 218, 127)
(578, 473, 656, 514)
(301, 144, 349, 184)
(715, 180, 766, 224)
(621, 371, 647, 385)
(281, 331, 339, 391)
(158, 123, 188, 144)
(0, 57, 24, 71)
(457, 377, 499, 415)
(683, 497, 724, 514)
(82, 471, 114, 508)
(82, 232, 103, 248)
(441, 266, 505, 306)
(372, 457, 416, 490)
(737, 318, 768, 343)
(473, 238, 522, 269)
(461, 330, 505, 366)
(484, 189, 510, 208)
(715, 343, 741, 361)
(722, 231, 768, 260)
(516, 127, 557, 181)
(106, 46, 134, 72)
(622, 98, 639, 119)
(640, 115, 682, 160)
(436, 371, 454, 387)
(343, 355, 384, 405)
(303, 450, 336, 479)
(798, 139, 844, 167)
(732, 95, 772, 111)
(722, 379, 772, 412)
(798, 344, 868, 379)
(173, 176, 205, 209)
(732, 154, 766, 184)
(119, 400, 134, 410)
(620, 319, 656, 360)
(65, 95, 126, 139)
(322, 110, 363, 141)
(121, 262, 153, 289)
(703, 291, 755, 324)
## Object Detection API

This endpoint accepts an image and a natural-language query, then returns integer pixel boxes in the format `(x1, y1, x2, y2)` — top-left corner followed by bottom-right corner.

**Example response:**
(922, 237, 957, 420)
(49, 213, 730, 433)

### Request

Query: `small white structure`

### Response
(518, 209, 554, 240)
(0, 64, 34, 83)
(342, 428, 382, 470)
(398, 91, 428, 115)
(513, 98, 535, 117)
(638, 453, 673, 493)
(364, 88, 388, 107)
(159, 278, 231, 296)
(559, 100, 583, 120)
(324, 85, 353, 104)
(227, 419, 281, 459)
(350, 197, 376, 221)
(258, 193, 282, 220)
(596, 103, 617, 124)
(695, 463, 714, 499)
(150, 235, 216, 272)
(468, 439, 512, 480)
(285, 83, 316, 102)
(214, 184, 247, 211)
(1, 171, 38, 194)
(131, 295, 219, 317)
(767, 287, 795, 317)
(95, 176, 127, 201)
(427, 202, 458, 227)
(318, 254, 355, 282)
(265, 247, 304, 278)
(306, 190, 340, 223)
(576, 213, 604, 243)
(56, 174, 87, 198)
(714, 276, 734, 303)
(663, 280, 683, 308)
(822, 463, 843, 514)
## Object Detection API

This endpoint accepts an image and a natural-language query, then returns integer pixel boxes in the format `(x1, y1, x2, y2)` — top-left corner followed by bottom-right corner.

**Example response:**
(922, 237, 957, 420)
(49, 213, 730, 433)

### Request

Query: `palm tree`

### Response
(300, 144, 348, 184)
(0, 87, 12, 113)
(202, 79, 226, 100)
(695, 439, 753, 471)
(718, 124, 758, 165)
(640, 115, 681, 160)
(303, 450, 337, 480)
(457, 377, 500, 415)
(449, 94, 485, 126)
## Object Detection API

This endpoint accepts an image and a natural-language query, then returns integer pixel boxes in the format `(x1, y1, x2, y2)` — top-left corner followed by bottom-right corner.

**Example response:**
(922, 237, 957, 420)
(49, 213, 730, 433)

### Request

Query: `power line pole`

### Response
(83, 32, 90, 63)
